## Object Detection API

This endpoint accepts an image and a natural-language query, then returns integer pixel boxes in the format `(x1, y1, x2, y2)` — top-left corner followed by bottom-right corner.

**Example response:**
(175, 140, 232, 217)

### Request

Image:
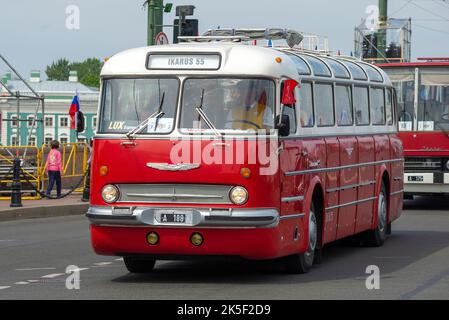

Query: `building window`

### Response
(77, 137, 86, 143)
(11, 116, 18, 127)
(11, 136, 19, 146)
(45, 117, 54, 127)
(45, 137, 53, 145)
(28, 137, 36, 146)
(60, 136, 69, 144)
(28, 116, 35, 127)
(60, 117, 69, 128)
(92, 116, 97, 130)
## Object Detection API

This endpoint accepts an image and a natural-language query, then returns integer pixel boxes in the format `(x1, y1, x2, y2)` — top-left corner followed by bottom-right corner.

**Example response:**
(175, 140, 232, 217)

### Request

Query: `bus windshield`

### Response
(180, 78, 276, 135)
(99, 78, 179, 134)
(384, 67, 449, 131)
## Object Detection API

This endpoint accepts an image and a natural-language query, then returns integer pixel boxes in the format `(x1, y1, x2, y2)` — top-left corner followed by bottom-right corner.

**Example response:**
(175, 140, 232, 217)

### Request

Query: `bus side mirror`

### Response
(276, 114, 290, 137)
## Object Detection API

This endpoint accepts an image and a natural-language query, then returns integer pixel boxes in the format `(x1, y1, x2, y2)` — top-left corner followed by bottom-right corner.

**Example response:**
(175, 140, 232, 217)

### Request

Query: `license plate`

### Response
(155, 210, 192, 224)
(408, 175, 424, 182)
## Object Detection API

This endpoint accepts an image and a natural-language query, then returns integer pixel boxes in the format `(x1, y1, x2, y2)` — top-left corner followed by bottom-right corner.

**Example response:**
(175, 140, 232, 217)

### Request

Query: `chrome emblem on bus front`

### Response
(146, 163, 201, 171)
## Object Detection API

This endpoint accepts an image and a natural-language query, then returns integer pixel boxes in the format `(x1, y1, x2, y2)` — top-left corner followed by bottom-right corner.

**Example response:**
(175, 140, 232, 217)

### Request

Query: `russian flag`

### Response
(69, 94, 80, 130)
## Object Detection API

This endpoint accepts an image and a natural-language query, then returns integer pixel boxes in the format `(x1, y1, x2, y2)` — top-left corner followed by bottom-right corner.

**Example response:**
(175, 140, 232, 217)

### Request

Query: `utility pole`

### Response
(147, 0, 164, 45)
(377, 0, 388, 62)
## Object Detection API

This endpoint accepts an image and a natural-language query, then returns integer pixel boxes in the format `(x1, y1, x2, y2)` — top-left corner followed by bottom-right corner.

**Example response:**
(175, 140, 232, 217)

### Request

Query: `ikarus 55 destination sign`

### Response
(147, 53, 221, 70)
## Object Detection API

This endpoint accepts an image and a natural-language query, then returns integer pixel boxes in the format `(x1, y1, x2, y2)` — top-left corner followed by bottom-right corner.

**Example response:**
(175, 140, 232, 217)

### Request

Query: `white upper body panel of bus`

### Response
(101, 43, 299, 81)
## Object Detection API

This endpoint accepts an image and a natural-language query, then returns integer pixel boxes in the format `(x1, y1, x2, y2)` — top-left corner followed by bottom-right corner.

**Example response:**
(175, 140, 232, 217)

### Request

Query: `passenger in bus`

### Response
(225, 85, 274, 130)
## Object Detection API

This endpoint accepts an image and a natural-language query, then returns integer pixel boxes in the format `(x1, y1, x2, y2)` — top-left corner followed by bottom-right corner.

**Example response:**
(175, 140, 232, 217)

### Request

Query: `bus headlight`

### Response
(446, 160, 449, 170)
(229, 186, 248, 205)
(101, 184, 120, 203)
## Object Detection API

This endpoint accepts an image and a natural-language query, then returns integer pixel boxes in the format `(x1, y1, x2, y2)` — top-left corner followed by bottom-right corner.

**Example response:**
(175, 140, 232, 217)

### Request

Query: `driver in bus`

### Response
(225, 82, 274, 130)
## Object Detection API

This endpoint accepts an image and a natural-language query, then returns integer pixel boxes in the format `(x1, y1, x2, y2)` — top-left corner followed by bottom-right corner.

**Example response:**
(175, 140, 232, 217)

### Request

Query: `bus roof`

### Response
(102, 42, 391, 85)
(101, 43, 299, 80)
(377, 61, 449, 68)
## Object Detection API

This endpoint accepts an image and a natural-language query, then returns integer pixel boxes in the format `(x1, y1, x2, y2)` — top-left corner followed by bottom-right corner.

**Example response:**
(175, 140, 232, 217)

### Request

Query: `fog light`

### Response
(229, 186, 248, 205)
(147, 232, 159, 245)
(101, 184, 120, 203)
(190, 233, 204, 246)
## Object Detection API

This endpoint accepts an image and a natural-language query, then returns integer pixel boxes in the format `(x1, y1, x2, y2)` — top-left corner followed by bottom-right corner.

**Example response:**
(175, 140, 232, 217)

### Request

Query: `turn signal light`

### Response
(240, 167, 252, 179)
(99, 166, 108, 176)
(147, 232, 159, 245)
(275, 57, 282, 63)
(190, 233, 204, 246)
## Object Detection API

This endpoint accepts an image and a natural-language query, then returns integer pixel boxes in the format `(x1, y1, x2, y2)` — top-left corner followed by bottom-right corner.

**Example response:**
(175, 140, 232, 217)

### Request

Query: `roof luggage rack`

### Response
(179, 28, 304, 48)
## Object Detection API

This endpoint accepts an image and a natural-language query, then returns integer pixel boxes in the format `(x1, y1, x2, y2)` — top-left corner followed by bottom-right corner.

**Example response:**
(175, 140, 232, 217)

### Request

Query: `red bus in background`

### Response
(378, 58, 449, 199)
(87, 29, 404, 274)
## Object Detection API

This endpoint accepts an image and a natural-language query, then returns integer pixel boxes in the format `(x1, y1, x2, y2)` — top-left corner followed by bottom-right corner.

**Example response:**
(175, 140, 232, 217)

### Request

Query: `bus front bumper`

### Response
(404, 172, 449, 195)
(86, 206, 280, 228)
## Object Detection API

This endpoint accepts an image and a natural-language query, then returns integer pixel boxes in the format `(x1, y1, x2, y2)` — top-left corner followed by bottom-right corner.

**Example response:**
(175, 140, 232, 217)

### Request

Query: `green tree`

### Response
(70, 58, 103, 88)
(45, 58, 70, 81)
(45, 57, 103, 88)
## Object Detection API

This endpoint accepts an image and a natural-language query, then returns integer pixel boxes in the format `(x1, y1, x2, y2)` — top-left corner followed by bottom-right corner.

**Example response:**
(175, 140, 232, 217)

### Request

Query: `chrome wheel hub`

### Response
(378, 192, 387, 233)
(306, 210, 317, 257)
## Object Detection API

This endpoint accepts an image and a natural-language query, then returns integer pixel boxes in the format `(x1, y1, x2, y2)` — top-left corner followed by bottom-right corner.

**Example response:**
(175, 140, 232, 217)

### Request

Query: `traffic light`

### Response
(173, 19, 199, 43)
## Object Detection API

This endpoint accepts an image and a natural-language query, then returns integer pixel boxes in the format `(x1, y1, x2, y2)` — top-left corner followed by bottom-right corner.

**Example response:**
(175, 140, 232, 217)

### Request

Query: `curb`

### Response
(0, 203, 89, 222)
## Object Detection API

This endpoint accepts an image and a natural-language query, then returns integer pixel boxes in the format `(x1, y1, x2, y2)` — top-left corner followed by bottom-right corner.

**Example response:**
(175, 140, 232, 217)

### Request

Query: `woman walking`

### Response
(46, 140, 63, 198)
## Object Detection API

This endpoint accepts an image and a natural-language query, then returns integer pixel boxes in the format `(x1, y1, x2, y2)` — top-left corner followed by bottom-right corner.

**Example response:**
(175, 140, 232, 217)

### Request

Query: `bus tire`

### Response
(123, 257, 156, 273)
(283, 203, 317, 273)
(364, 182, 388, 247)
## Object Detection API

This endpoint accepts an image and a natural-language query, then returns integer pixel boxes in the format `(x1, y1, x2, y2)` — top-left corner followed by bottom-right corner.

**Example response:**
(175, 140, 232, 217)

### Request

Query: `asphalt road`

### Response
(0, 197, 448, 300)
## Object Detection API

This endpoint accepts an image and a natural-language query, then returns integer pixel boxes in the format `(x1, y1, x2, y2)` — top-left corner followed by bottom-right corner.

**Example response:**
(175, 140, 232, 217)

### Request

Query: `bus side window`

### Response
(386, 88, 393, 125)
(335, 85, 353, 126)
(298, 82, 314, 127)
(354, 86, 370, 125)
(371, 87, 386, 125)
(315, 83, 335, 127)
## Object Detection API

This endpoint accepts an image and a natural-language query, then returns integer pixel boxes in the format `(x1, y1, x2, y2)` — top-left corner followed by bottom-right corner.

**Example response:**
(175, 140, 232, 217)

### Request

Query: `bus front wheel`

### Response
(283, 203, 317, 274)
(123, 257, 156, 273)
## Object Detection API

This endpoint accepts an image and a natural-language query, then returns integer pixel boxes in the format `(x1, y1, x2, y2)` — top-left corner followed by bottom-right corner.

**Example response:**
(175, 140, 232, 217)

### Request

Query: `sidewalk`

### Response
(0, 194, 89, 222)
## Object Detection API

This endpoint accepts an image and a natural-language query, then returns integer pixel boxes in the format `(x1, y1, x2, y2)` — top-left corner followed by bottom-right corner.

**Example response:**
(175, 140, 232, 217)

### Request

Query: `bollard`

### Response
(10, 158, 23, 207)
(81, 165, 91, 202)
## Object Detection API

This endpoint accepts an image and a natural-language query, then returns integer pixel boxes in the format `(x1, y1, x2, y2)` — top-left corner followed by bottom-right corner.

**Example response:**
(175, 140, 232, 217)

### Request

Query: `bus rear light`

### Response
(100, 166, 109, 176)
(101, 184, 120, 203)
(240, 168, 252, 179)
(229, 186, 248, 205)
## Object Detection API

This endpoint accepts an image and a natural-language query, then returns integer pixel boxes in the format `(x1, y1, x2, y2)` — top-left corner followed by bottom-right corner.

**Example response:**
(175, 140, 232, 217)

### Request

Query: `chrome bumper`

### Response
(86, 206, 279, 228)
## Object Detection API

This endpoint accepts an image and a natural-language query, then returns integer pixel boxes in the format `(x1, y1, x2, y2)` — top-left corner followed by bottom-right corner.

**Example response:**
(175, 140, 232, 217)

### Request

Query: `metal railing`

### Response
(0, 143, 89, 200)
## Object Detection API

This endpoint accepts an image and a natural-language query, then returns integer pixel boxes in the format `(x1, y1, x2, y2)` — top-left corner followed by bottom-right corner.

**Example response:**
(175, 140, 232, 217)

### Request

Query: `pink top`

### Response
(46, 149, 62, 173)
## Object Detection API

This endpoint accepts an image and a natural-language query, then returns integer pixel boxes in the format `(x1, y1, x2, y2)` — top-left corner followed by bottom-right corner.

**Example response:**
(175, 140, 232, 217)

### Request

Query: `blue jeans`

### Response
(47, 171, 61, 197)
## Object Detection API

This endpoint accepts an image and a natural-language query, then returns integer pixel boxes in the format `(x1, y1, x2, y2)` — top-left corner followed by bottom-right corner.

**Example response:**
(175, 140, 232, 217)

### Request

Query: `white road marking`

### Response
(27, 280, 39, 283)
(41, 273, 64, 279)
(114, 258, 123, 261)
(14, 281, 29, 285)
(16, 267, 57, 271)
(0, 286, 11, 290)
(0, 240, 15, 242)
(72, 268, 89, 272)
(94, 262, 112, 266)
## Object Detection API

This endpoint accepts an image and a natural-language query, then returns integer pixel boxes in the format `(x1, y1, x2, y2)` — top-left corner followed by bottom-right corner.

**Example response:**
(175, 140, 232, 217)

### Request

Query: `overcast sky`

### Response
(2, 0, 449, 78)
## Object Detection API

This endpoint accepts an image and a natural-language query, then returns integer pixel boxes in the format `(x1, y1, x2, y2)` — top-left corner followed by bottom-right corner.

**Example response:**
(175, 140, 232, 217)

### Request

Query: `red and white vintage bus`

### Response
(378, 58, 449, 198)
(87, 29, 404, 274)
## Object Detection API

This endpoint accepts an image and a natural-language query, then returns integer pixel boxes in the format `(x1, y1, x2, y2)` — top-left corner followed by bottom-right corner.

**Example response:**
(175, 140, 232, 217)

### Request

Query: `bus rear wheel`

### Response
(123, 257, 156, 273)
(283, 204, 317, 274)
(364, 182, 388, 247)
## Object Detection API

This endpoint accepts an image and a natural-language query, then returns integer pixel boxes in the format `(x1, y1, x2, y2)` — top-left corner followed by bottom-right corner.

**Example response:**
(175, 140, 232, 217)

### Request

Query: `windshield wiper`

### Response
(126, 92, 166, 139)
(195, 89, 222, 137)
